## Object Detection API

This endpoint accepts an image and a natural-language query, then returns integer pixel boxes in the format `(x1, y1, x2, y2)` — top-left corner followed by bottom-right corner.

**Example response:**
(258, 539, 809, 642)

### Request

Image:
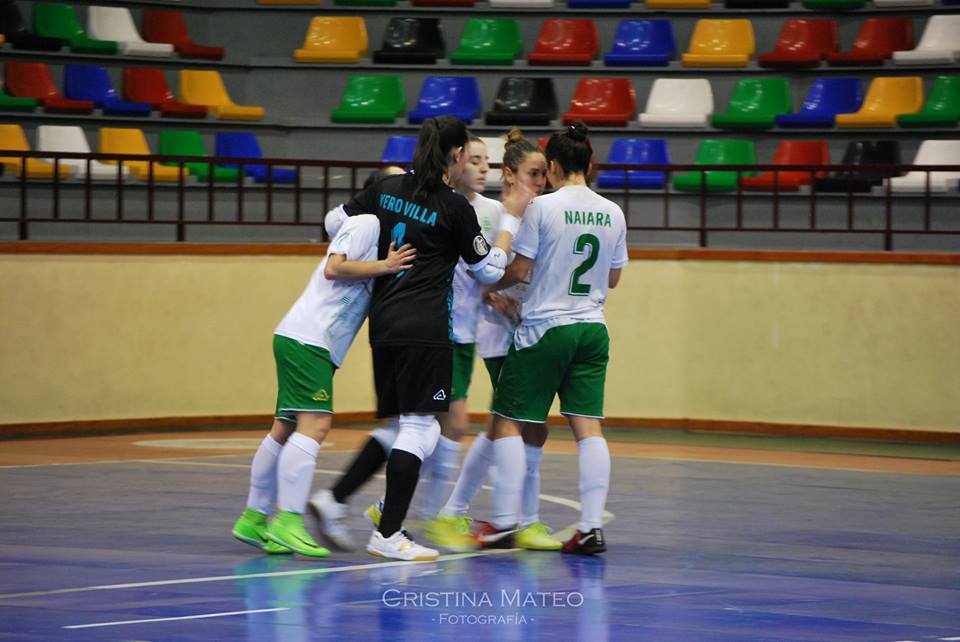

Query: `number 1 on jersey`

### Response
(569, 233, 600, 296)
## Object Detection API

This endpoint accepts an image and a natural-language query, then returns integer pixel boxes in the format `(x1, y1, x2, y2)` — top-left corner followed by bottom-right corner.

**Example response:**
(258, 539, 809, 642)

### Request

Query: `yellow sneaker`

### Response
(516, 522, 562, 551)
(364, 499, 383, 528)
(424, 513, 477, 552)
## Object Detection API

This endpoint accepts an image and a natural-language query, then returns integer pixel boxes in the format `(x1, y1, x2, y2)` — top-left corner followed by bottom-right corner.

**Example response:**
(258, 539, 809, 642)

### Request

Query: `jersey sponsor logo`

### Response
(378, 193, 438, 227)
(473, 235, 489, 255)
(564, 210, 612, 228)
(313, 389, 330, 402)
(432, 389, 447, 401)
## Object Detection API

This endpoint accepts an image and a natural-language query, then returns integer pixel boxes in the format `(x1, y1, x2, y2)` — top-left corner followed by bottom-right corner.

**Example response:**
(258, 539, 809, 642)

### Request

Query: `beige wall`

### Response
(1, 253, 958, 431)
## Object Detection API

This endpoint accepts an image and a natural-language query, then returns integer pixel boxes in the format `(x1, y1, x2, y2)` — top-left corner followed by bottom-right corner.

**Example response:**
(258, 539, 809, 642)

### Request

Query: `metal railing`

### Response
(1, 150, 958, 250)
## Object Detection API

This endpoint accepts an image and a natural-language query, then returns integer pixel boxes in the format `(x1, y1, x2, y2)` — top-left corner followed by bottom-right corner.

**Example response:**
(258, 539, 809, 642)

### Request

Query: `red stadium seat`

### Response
(758, 19, 838, 69)
(4, 61, 94, 114)
(142, 10, 225, 60)
(563, 77, 636, 126)
(740, 140, 831, 191)
(825, 18, 913, 67)
(122, 67, 207, 119)
(528, 19, 598, 65)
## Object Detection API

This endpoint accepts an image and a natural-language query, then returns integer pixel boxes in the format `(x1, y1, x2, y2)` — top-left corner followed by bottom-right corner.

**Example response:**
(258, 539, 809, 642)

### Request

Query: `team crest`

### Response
(313, 389, 330, 402)
(473, 235, 489, 255)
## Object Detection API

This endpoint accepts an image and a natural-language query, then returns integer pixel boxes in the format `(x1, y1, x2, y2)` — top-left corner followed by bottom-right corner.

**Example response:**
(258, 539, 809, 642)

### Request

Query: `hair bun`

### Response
(567, 121, 589, 142)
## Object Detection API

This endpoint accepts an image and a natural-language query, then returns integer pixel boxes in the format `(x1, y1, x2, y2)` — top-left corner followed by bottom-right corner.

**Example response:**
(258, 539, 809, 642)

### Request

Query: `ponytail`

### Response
(545, 121, 593, 178)
(412, 116, 469, 201)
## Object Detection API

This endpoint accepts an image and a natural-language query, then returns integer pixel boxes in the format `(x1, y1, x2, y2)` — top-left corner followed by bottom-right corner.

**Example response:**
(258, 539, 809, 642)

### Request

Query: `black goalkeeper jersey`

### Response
(343, 173, 491, 348)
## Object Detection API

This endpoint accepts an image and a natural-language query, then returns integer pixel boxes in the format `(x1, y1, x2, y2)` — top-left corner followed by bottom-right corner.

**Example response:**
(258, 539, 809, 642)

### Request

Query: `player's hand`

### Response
(384, 241, 416, 274)
(501, 181, 538, 219)
(488, 293, 521, 322)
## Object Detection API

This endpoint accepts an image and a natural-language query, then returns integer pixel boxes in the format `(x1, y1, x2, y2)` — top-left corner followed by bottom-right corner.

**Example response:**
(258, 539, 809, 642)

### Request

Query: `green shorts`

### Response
(273, 334, 335, 422)
(491, 323, 609, 423)
(451, 342, 476, 402)
(483, 356, 506, 389)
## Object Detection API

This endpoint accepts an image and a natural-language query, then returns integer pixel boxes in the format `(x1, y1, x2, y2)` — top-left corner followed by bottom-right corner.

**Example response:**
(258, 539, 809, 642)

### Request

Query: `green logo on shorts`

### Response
(313, 389, 330, 402)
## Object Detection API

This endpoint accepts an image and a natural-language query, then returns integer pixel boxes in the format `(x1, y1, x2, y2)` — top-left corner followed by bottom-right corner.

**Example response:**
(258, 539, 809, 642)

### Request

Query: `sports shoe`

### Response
(424, 513, 477, 552)
(561, 528, 606, 555)
(364, 498, 383, 528)
(266, 511, 331, 558)
(232, 509, 293, 555)
(307, 489, 355, 552)
(366, 529, 439, 561)
(516, 522, 562, 551)
(474, 521, 517, 549)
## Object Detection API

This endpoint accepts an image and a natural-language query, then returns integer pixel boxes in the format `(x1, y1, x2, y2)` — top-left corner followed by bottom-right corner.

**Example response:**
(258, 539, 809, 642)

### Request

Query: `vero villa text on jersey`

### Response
(565, 210, 612, 227)
(379, 193, 438, 227)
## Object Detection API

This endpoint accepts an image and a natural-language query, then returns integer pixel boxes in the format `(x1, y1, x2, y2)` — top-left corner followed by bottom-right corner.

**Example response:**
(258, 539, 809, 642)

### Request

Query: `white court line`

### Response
(64, 607, 289, 629)
(0, 453, 244, 470)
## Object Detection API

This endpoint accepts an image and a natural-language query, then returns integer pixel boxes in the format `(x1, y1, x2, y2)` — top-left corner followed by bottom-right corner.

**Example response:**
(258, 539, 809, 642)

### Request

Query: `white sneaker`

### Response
(307, 489, 355, 552)
(366, 529, 439, 561)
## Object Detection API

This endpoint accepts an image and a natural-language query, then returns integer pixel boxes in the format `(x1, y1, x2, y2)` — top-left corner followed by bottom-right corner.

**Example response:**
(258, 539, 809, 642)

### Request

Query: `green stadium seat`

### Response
(32, 3, 117, 54)
(897, 76, 960, 128)
(158, 130, 240, 183)
(711, 78, 792, 130)
(673, 139, 758, 192)
(331, 76, 405, 123)
(450, 18, 522, 65)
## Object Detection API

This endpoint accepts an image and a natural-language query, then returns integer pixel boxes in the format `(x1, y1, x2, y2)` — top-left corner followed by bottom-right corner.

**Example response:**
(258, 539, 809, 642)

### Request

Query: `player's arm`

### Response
(466, 185, 538, 285)
(489, 253, 533, 291)
(609, 268, 622, 289)
(324, 241, 416, 281)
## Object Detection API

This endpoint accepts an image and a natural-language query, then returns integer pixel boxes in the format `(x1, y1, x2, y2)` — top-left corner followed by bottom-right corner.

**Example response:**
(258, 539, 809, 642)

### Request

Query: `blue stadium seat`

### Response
(63, 64, 151, 116)
(407, 76, 482, 124)
(214, 132, 297, 184)
(381, 135, 417, 164)
(604, 20, 675, 67)
(775, 78, 864, 129)
(568, 0, 630, 7)
(597, 139, 669, 190)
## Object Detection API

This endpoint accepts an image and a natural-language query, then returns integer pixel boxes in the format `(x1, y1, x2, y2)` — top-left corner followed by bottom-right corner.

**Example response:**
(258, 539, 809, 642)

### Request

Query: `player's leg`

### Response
(515, 421, 562, 550)
(557, 323, 611, 556)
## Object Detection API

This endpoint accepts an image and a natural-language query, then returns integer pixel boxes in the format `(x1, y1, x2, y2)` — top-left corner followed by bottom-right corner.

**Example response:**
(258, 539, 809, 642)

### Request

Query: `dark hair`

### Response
(502, 128, 543, 176)
(545, 121, 592, 178)
(412, 116, 469, 200)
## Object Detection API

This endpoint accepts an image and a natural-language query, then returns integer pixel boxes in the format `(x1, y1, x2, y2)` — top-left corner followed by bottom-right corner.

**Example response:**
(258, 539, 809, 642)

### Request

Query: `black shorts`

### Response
(372, 345, 453, 418)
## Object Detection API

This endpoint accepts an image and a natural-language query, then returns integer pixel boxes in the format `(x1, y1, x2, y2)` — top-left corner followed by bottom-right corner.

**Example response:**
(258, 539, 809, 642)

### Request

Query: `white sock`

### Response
(277, 432, 321, 514)
(520, 444, 543, 528)
(245, 434, 283, 514)
(443, 433, 493, 516)
(577, 436, 610, 532)
(418, 435, 461, 518)
(491, 435, 524, 530)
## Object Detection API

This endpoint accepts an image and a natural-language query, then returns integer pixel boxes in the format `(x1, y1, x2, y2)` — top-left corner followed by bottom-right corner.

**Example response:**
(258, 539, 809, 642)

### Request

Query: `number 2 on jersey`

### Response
(569, 233, 600, 296)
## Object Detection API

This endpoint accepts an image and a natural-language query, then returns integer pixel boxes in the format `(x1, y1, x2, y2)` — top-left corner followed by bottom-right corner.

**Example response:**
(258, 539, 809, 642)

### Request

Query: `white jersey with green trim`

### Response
(510, 185, 628, 350)
(451, 193, 503, 344)
(274, 214, 379, 367)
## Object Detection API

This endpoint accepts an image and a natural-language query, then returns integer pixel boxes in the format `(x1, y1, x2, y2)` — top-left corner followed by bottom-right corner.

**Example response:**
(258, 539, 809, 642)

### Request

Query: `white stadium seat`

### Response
(36, 125, 130, 181)
(638, 78, 713, 128)
(893, 16, 960, 65)
(87, 6, 174, 57)
(887, 140, 960, 193)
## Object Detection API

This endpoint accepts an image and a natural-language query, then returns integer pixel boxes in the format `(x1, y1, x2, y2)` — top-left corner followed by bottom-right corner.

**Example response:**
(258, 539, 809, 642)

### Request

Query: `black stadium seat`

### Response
(484, 77, 558, 126)
(372, 18, 445, 65)
(813, 141, 903, 193)
(0, 0, 63, 51)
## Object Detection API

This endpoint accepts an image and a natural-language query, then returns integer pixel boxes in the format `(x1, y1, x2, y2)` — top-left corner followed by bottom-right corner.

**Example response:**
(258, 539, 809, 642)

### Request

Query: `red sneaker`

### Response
(474, 521, 517, 549)
(562, 528, 606, 555)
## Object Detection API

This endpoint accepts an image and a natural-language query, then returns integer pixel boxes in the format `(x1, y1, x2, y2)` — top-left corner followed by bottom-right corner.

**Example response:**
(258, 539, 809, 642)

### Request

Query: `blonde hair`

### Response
(502, 128, 543, 176)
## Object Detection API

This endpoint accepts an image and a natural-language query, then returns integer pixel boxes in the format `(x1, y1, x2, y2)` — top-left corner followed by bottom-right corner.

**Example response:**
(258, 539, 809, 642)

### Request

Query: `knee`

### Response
(521, 422, 548, 448)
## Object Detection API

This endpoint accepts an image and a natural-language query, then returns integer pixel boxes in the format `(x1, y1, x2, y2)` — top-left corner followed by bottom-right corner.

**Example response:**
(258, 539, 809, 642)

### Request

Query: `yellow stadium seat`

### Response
(646, 0, 710, 8)
(835, 77, 924, 129)
(98, 127, 185, 182)
(0, 124, 72, 179)
(178, 70, 265, 121)
(295, 17, 367, 63)
(682, 19, 754, 68)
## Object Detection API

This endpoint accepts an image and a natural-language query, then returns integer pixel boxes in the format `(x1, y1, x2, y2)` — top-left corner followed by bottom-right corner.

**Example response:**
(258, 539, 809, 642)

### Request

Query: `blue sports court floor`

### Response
(1, 426, 958, 641)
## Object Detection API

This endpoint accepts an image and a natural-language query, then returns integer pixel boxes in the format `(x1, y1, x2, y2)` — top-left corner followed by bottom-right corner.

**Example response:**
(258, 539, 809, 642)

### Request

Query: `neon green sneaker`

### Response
(266, 511, 331, 558)
(364, 499, 383, 528)
(424, 513, 477, 552)
(232, 509, 293, 554)
(516, 522, 562, 551)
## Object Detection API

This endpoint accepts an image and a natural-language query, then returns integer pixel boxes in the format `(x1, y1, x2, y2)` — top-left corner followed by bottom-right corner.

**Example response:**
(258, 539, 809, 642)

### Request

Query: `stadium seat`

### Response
(673, 139, 758, 191)
(776, 78, 864, 128)
(374, 18, 442, 65)
(64, 64, 152, 117)
(479, 135, 504, 186)
(0, 0, 63, 50)
(36, 125, 128, 180)
(802, 0, 864, 9)
(528, 19, 598, 66)
(408, 76, 482, 124)
(99, 127, 184, 182)
(712, 78, 792, 129)
(4, 62, 94, 114)
(835, 76, 923, 128)
(158, 130, 239, 183)
(682, 20, 754, 68)
(485, 77, 557, 126)
(603, 20, 675, 67)
(725, 0, 789, 7)
(450, 18, 520, 65)
(214, 132, 297, 184)
(873, 0, 931, 7)
(257, 0, 319, 5)
(897, 76, 960, 127)
(142, 10, 224, 60)
(32, 3, 117, 54)
(0, 124, 72, 179)
(563, 78, 636, 126)
(0, 69, 37, 110)
(887, 140, 960, 192)
(825, 18, 912, 67)
(179, 70, 264, 121)
(86, 6, 173, 57)
(331, 75, 405, 123)
(758, 19, 838, 69)
(893, 16, 960, 65)
(335, 0, 396, 6)
(490, 0, 554, 6)
(638, 78, 713, 128)
(381, 135, 417, 164)
(413, 0, 472, 6)
(646, 0, 710, 8)
(740, 140, 830, 191)
(814, 140, 901, 192)
(569, 0, 630, 8)
(596, 139, 669, 190)
(296, 17, 367, 64)
(122, 67, 207, 119)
